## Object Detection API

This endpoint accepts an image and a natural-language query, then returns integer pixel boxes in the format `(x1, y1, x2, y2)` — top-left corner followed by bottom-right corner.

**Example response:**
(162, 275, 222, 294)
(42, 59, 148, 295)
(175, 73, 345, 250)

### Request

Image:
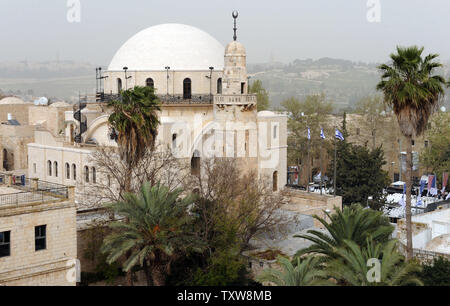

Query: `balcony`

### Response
(94, 93, 214, 105)
(0, 173, 70, 208)
(214, 94, 257, 105)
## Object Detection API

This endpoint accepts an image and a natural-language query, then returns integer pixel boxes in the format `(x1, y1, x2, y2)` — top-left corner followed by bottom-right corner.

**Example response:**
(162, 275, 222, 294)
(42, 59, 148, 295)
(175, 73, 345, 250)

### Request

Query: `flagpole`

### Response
(320, 132, 323, 196)
(334, 129, 337, 197)
(307, 138, 310, 193)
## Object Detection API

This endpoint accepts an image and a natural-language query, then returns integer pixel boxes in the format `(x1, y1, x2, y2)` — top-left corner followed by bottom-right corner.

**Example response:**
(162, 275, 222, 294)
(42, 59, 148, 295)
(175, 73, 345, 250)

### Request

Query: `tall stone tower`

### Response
(223, 11, 248, 95)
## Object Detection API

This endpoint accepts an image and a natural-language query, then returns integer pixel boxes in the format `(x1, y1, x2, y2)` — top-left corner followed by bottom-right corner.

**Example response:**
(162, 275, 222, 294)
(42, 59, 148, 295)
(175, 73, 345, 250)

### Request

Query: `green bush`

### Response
(417, 257, 450, 286)
(192, 250, 251, 286)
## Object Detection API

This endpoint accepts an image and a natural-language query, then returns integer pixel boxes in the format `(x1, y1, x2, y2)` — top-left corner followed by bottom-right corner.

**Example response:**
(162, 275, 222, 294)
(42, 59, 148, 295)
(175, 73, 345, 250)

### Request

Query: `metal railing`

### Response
(0, 174, 69, 207)
(93, 92, 214, 104)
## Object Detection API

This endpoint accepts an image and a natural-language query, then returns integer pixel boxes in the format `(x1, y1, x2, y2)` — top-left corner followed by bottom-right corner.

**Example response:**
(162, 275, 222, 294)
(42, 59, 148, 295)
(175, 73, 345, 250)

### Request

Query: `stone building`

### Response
(27, 17, 288, 201)
(0, 97, 72, 174)
(0, 174, 77, 286)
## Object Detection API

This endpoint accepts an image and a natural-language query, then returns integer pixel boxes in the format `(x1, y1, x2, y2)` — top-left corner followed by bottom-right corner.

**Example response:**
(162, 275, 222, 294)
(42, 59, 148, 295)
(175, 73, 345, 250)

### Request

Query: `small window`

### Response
(35, 225, 46, 251)
(172, 134, 177, 149)
(54, 161, 58, 178)
(117, 78, 122, 92)
(72, 164, 77, 181)
(66, 163, 70, 179)
(241, 82, 245, 94)
(217, 78, 222, 94)
(412, 139, 415, 146)
(84, 166, 90, 183)
(47, 160, 52, 176)
(0, 231, 11, 257)
(183, 78, 192, 99)
(33, 163, 36, 174)
(146, 78, 154, 88)
(92, 167, 96, 184)
(107, 174, 111, 187)
(273, 125, 278, 139)
(424, 140, 429, 148)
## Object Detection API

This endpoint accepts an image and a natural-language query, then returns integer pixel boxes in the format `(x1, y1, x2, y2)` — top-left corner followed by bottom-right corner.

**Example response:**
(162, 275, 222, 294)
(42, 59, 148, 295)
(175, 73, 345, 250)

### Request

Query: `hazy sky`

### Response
(1, 0, 450, 65)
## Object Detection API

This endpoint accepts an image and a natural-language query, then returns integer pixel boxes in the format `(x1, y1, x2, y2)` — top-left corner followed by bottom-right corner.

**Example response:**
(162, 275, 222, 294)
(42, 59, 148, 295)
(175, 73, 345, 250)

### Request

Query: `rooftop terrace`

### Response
(0, 173, 71, 208)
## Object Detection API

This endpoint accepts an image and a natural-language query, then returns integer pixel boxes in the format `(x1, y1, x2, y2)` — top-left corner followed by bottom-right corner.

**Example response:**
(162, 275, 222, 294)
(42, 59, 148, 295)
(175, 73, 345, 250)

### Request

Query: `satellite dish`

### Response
(440, 106, 446, 112)
(33, 97, 48, 106)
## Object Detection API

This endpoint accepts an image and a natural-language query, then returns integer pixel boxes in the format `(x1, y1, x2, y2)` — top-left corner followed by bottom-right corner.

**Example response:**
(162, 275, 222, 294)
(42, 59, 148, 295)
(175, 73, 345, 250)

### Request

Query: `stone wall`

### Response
(284, 189, 342, 228)
(0, 104, 31, 125)
(0, 197, 77, 286)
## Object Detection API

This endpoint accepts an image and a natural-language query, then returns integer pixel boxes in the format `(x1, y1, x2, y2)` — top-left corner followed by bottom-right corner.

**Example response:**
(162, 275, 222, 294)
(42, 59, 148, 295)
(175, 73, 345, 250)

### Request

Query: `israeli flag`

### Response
(335, 129, 345, 141)
(307, 127, 311, 140)
(320, 128, 326, 139)
(399, 183, 406, 208)
(417, 196, 423, 207)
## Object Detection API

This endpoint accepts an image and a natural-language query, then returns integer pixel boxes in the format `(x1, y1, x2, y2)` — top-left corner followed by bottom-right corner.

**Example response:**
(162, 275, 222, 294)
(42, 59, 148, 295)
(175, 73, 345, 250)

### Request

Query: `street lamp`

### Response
(165, 66, 171, 96)
(208, 67, 214, 101)
(123, 67, 132, 90)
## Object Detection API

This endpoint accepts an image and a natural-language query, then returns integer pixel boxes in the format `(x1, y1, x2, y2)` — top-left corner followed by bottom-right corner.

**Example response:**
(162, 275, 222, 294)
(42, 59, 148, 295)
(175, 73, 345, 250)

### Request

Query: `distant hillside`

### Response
(1, 58, 449, 108)
(248, 58, 450, 111)
(0, 60, 98, 103)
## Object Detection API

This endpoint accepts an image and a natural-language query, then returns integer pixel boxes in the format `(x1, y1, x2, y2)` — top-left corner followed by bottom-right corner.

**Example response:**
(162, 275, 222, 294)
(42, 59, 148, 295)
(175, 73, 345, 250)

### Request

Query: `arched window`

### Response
(146, 78, 154, 88)
(72, 164, 77, 181)
(107, 174, 111, 187)
(84, 166, 90, 183)
(47, 160, 52, 176)
(54, 161, 58, 177)
(33, 163, 37, 174)
(183, 78, 192, 99)
(217, 78, 222, 94)
(117, 78, 122, 93)
(2, 149, 13, 171)
(172, 134, 177, 150)
(66, 163, 70, 179)
(273, 171, 278, 192)
(273, 125, 278, 139)
(92, 167, 96, 184)
(191, 150, 200, 176)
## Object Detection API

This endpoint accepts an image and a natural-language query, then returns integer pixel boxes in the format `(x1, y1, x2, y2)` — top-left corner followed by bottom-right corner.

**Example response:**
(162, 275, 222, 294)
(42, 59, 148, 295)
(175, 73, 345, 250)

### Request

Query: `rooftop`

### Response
(0, 173, 70, 209)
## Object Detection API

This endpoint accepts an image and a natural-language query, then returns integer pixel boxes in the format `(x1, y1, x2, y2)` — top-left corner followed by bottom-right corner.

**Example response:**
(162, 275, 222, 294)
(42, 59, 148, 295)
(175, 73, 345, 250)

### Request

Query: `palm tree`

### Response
(108, 86, 161, 192)
(294, 204, 393, 260)
(101, 182, 204, 286)
(377, 46, 448, 259)
(325, 238, 423, 286)
(257, 255, 329, 286)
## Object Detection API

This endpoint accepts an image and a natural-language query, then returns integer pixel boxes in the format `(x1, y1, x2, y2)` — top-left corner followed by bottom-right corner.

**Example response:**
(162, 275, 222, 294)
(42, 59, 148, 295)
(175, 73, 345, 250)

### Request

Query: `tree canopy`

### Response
(249, 79, 270, 111)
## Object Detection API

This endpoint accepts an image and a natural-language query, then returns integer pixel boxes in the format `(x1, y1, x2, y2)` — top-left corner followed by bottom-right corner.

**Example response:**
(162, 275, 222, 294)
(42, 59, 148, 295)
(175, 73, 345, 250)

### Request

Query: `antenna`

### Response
(232, 10, 239, 41)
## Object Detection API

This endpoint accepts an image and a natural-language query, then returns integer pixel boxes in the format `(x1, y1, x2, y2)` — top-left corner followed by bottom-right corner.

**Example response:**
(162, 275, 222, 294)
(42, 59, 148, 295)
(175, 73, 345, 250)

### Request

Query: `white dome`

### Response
(108, 24, 224, 71)
(0, 97, 27, 105)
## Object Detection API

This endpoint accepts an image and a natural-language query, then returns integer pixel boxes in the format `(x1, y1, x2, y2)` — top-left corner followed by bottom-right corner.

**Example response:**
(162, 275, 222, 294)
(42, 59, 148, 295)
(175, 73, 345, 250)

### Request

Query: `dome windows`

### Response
(146, 78, 154, 88)
(183, 78, 192, 99)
